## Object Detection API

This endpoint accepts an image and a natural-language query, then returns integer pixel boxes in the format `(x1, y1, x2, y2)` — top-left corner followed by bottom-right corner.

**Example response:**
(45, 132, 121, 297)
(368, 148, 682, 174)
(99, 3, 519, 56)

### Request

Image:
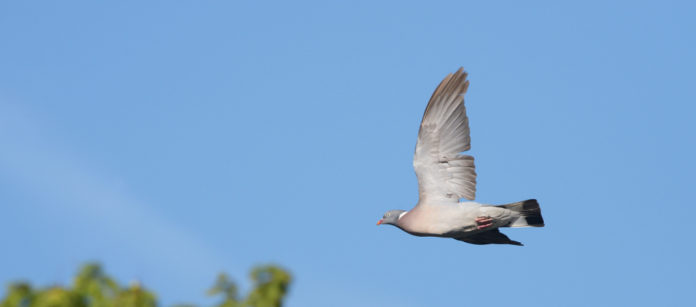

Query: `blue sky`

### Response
(1, 1, 695, 306)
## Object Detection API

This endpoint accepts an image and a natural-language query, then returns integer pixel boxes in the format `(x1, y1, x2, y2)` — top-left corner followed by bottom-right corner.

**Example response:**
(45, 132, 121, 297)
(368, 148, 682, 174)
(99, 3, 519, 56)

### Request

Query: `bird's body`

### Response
(377, 68, 544, 246)
(399, 202, 502, 236)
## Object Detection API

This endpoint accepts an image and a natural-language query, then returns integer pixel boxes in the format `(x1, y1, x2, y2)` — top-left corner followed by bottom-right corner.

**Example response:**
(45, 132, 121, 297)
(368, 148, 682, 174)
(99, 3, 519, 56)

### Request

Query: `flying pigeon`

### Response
(377, 68, 544, 246)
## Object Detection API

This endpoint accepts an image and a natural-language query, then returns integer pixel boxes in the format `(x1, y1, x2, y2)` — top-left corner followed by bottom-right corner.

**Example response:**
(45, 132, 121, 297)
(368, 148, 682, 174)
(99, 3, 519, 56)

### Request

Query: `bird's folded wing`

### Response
(413, 68, 476, 204)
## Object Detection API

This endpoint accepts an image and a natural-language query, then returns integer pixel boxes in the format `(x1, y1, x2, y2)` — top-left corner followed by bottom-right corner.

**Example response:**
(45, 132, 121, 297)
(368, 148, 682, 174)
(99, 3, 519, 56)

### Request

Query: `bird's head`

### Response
(377, 210, 407, 226)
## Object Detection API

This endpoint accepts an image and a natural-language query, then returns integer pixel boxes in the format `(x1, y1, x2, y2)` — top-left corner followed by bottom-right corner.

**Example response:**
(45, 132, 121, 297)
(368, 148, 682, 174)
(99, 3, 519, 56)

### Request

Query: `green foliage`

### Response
(31, 287, 85, 307)
(205, 266, 290, 307)
(0, 264, 291, 307)
(113, 282, 156, 307)
(72, 263, 119, 307)
(1, 283, 33, 307)
(207, 273, 239, 307)
(244, 267, 291, 307)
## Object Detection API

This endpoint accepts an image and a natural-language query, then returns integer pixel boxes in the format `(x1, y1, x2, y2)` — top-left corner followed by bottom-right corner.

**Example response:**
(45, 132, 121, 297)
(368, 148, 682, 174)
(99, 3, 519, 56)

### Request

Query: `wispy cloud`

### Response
(0, 101, 225, 294)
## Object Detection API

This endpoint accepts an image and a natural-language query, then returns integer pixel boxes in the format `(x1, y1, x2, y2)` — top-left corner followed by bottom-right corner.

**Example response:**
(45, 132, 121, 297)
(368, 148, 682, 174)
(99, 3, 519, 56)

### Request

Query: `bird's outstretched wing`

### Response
(454, 229, 523, 246)
(413, 68, 476, 204)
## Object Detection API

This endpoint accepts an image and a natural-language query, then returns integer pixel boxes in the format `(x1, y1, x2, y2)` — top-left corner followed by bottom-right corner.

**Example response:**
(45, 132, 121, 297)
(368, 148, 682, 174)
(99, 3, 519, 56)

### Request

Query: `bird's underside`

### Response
(411, 201, 542, 246)
(447, 216, 522, 246)
(403, 214, 525, 246)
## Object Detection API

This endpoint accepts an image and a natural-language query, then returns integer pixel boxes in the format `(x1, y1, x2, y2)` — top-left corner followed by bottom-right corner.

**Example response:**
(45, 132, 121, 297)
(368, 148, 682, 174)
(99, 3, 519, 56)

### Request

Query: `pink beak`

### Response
(376, 219, 383, 225)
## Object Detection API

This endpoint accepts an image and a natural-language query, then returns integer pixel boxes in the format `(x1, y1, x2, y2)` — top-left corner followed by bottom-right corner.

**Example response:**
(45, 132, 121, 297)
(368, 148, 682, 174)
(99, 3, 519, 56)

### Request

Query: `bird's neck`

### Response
(398, 211, 408, 219)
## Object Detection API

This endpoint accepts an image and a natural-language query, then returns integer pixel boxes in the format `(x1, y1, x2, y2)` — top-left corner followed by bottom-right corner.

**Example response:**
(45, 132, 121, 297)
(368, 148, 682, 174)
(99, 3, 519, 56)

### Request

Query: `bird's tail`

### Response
(498, 199, 545, 227)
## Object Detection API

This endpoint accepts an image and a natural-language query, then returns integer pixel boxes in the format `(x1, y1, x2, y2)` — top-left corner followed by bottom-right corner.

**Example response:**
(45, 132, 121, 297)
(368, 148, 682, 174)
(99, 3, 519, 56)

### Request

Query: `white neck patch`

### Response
(398, 211, 408, 220)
